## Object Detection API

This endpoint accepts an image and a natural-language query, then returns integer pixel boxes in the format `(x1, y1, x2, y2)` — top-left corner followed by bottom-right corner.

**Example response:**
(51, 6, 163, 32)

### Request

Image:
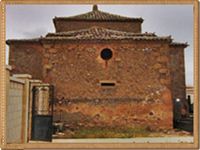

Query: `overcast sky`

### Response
(6, 4, 193, 86)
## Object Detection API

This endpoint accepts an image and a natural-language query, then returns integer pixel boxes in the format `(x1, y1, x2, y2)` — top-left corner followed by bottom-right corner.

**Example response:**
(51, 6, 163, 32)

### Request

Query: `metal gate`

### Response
(31, 84, 54, 141)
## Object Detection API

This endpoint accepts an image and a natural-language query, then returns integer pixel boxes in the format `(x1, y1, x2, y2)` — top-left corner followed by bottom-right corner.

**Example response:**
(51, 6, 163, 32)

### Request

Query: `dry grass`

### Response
(69, 127, 150, 138)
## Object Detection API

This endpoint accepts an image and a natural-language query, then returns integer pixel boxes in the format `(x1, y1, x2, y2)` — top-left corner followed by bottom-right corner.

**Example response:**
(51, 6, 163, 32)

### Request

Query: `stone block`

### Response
(159, 68, 169, 74)
(152, 52, 160, 57)
(49, 48, 58, 53)
(157, 56, 169, 62)
(42, 43, 52, 49)
(160, 79, 171, 85)
(153, 63, 162, 69)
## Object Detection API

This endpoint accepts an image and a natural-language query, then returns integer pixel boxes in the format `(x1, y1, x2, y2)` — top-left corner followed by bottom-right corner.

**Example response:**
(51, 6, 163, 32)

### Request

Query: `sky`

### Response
(6, 4, 193, 86)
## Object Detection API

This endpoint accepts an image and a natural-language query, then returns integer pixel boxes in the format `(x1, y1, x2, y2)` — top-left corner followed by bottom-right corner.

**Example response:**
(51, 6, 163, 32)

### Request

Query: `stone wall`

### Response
(43, 40, 173, 129)
(43, 41, 171, 99)
(54, 20, 142, 33)
(54, 98, 173, 130)
(8, 40, 174, 130)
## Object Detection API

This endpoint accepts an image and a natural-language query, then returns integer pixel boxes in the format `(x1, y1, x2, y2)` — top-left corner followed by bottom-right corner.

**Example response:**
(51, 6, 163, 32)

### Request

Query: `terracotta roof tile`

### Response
(6, 27, 173, 44)
(6, 38, 41, 45)
(45, 26, 171, 41)
(54, 5, 143, 22)
(170, 42, 188, 47)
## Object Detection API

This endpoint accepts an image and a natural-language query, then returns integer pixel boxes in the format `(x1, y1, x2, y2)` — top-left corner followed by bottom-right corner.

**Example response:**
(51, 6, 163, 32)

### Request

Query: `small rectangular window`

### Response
(101, 82, 115, 86)
(100, 80, 116, 87)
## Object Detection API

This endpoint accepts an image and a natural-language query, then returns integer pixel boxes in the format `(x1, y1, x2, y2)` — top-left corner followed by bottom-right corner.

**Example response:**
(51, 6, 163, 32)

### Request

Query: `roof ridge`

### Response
(54, 6, 143, 21)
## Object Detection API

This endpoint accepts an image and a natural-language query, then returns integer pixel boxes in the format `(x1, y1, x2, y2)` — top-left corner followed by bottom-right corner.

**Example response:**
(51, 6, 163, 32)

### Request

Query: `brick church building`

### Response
(7, 5, 188, 134)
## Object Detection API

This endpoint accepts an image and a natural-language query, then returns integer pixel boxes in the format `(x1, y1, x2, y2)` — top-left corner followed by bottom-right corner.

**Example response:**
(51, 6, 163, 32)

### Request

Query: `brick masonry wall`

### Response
(9, 43, 43, 80)
(8, 40, 174, 130)
(54, 20, 142, 33)
(42, 40, 173, 129)
(42, 41, 171, 98)
(170, 46, 188, 119)
(6, 78, 24, 143)
(54, 99, 173, 130)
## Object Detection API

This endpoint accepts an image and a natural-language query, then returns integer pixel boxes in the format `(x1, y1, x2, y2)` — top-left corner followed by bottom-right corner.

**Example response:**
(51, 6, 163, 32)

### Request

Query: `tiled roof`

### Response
(45, 26, 171, 41)
(6, 38, 41, 45)
(6, 27, 172, 44)
(54, 5, 143, 22)
(170, 42, 188, 47)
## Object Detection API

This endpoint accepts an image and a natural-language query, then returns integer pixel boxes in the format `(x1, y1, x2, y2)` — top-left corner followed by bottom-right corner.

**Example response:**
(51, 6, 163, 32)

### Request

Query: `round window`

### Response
(100, 48, 113, 60)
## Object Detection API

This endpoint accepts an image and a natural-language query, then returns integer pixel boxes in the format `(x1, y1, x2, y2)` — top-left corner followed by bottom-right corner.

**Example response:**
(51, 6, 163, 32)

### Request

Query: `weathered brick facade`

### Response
(7, 5, 188, 133)
(9, 42, 43, 80)
(54, 20, 142, 33)
(170, 44, 188, 120)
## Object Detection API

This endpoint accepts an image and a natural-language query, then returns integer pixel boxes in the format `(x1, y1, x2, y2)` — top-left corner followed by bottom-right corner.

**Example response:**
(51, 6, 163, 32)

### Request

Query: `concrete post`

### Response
(5, 65, 12, 144)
